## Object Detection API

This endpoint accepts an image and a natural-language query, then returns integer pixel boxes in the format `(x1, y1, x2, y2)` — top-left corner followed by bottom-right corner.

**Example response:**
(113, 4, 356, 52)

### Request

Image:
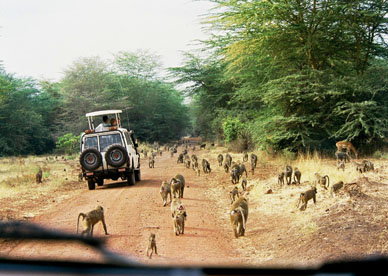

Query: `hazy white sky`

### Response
(0, 0, 214, 81)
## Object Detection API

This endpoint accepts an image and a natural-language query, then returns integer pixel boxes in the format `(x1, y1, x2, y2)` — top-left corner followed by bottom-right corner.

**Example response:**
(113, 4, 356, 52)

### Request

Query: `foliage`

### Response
(56, 133, 80, 155)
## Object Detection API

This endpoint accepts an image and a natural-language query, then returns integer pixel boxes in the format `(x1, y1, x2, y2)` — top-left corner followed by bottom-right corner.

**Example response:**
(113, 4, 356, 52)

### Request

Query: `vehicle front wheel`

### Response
(127, 172, 136, 186)
(134, 169, 141, 181)
(87, 180, 96, 190)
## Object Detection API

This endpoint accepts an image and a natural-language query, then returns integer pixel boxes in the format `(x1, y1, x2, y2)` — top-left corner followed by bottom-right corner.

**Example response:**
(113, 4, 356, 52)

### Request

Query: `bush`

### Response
(56, 133, 80, 155)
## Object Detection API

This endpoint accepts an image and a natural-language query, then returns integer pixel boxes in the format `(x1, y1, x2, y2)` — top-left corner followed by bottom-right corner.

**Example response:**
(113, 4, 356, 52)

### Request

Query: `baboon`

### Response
(314, 173, 330, 190)
(229, 186, 239, 204)
(293, 167, 301, 184)
(330, 181, 344, 197)
(336, 140, 358, 159)
(173, 211, 186, 236)
(224, 163, 230, 173)
(362, 160, 374, 172)
(217, 154, 224, 166)
(250, 154, 257, 175)
(182, 149, 188, 155)
(159, 150, 162, 156)
(160, 181, 172, 207)
(230, 197, 248, 238)
(241, 178, 247, 191)
(170, 174, 185, 198)
(335, 151, 350, 163)
(202, 159, 211, 174)
(192, 145, 196, 151)
(239, 164, 248, 178)
(170, 198, 187, 218)
(77, 205, 108, 237)
(36, 168, 42, 184)
(297, 187, 317, 211)
(146, 233, 158, 259)
(285, 166, 293, 185)
(337, 160, 345, 171)
(184, 158, 191, 169)
(354, 162, 365, 173)
(148, 156, 155, 168)
(200, 143, 206, 149)
(278, 172, 285, 186)
(230, 164, 240, 184)
(170, 150, 174, 158)
(195, 166, 201, 176)
(243, 152, 248, 162)
(191, 154, 198, 164)
(225, 154, 232, 167)
(143, 150, 148, 158)
(177, 153, 184, 164)
(78, 172, 83, 182)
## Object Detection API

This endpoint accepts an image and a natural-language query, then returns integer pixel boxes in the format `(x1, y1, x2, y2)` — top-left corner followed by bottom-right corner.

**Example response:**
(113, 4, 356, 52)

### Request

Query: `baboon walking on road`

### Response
(77, 205, 108, 237)
(217, 154, 224, 166)
(146, 233, 158, 259)
(160, 181, 172, 207)
(297, 187, 317, 211)
(293, 167, 301, 184)
(285, 166, 292, 185)
(250, 154, 257, 175)
(230, 197, 248, 238)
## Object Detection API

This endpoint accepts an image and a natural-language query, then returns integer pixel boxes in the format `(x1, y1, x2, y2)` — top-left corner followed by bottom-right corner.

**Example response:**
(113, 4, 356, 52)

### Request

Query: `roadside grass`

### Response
(0, 155, 83, 218)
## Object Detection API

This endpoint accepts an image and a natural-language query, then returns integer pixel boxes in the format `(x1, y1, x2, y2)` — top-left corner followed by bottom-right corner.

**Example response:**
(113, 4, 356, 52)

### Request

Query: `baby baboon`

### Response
(297, 187, 317, 211)
(146, 233, 158, 259)
(250, 154, 257, 175)
(293, 167, 301, 184)
(278, 172, 285, 186)
(230, 164, 240, 184)
(202, 159, 211, 174)
(170, 174, 185, 198)
(330, 181, 344, 197)
(241, 178, 247, 191)
(337, 160, 345, 171)
(230, 197, 248, 238)
(184, 158, 191, 169)
(243, 152, 248, 162)
(200, 143, 206, 149)
(225, 154, 232, 167)
(217, 154, 224, 166)
(36, 167, 43, 184)
(229, 186, 239, 204)
(148, 156, 155, 168)
(77, 205, 108, 237)
(285, 166, 292, 185)
(224, 163, 230, 173)
(78, 172, 83, 182)
(314, 173, 330, 190)
(160, 181, 172, 207)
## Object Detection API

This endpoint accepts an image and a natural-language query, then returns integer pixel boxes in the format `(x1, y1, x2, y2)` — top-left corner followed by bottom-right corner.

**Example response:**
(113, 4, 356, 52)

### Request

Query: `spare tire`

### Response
(80, 148, 102, 171)
(105, 144, 128, 167)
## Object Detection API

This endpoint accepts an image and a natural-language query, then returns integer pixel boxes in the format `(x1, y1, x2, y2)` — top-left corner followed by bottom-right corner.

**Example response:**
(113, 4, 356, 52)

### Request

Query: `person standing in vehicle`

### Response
(95, 115, 110, 132)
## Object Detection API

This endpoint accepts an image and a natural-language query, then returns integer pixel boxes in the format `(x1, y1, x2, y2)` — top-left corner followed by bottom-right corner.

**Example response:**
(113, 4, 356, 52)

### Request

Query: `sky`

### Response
(0, 0, 215, 81)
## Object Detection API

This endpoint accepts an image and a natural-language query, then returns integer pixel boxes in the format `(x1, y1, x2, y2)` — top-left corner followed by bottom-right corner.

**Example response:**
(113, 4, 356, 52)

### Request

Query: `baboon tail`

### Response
(77, 213, 86, 233)
(325, 175, 330, 187)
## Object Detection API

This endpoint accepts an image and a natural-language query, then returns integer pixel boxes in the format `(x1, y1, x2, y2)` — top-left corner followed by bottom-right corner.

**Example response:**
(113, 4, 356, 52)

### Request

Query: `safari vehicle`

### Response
(79, 110, 141, 190)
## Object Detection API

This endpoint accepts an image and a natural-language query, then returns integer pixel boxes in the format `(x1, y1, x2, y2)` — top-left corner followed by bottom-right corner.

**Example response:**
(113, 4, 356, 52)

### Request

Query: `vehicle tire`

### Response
(127, 171, 136, 186)
(87, 180, 96, 190)
(134, 169, 141, 181)
(97, 178, 104, 186)
(105, 145, 128, 167)
(80, 148, 102, 171)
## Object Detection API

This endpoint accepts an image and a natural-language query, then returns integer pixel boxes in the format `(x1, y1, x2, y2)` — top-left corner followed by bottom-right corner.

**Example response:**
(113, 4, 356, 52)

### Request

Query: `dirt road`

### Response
(3, 150, 244, 266)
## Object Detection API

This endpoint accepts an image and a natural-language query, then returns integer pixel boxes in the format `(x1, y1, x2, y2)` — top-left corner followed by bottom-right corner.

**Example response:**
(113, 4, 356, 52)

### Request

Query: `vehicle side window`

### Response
(99, 133, 123, 152)
(124, 132, 133, 147)
(84, 136, 98, 150)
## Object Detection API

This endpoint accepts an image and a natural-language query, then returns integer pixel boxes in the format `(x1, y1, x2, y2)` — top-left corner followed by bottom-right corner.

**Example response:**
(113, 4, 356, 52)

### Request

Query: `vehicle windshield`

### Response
(99, 133, 122, 152)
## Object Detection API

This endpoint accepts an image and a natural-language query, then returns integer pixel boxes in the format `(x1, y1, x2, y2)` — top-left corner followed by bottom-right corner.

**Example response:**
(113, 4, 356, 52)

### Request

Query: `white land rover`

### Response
(79, 110, 141, 190)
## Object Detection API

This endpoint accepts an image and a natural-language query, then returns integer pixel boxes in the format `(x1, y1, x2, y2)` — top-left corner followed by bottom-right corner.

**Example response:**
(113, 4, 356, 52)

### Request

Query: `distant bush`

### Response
(56, 133, 80, 155)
